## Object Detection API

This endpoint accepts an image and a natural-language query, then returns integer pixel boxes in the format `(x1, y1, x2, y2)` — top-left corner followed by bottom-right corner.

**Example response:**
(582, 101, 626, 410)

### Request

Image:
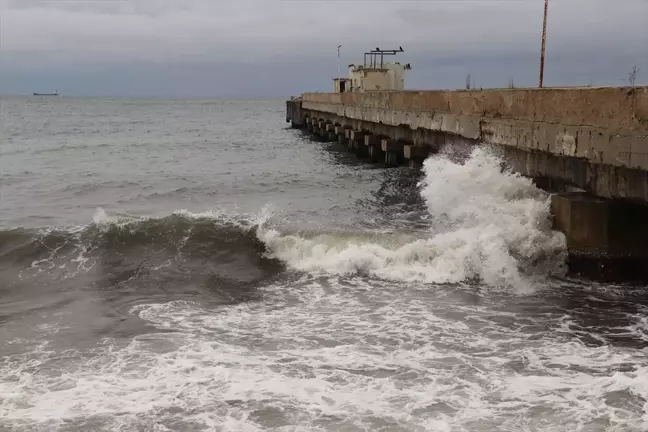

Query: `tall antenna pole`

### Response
(539, 0, 548, 88)
(337, 45, 342, 76)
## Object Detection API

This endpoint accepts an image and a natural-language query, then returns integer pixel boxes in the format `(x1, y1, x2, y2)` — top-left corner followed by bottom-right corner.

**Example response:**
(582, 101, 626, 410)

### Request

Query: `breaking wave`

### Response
(1, 149, 566, 292)
(259, 148, 567, 291)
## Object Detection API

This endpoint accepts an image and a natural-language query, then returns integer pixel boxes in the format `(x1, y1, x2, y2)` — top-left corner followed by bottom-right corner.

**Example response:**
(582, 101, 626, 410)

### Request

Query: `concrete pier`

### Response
(286, 86, 648, 281)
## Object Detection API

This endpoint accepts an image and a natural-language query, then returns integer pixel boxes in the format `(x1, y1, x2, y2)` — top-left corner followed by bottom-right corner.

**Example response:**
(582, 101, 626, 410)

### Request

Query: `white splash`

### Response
(258, 148, 566, 292)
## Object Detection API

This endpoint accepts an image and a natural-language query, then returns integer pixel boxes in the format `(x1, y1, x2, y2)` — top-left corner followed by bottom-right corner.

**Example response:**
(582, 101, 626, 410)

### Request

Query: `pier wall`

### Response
(297, 87, 648, 202)
(286, 86, 648, 282)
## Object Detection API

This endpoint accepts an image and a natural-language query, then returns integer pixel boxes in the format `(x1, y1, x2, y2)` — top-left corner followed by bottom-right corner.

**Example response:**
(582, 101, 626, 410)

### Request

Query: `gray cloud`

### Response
(1, 0, 646, 96)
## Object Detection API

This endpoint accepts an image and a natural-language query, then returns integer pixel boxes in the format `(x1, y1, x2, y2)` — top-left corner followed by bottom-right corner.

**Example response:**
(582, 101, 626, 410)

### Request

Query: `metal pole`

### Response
(539, 0, 548, 88)
(337, 45, 342, 76)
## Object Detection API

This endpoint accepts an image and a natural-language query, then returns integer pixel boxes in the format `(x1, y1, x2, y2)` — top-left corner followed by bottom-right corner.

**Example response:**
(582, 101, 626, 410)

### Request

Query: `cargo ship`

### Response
(33, 90, 59, 96)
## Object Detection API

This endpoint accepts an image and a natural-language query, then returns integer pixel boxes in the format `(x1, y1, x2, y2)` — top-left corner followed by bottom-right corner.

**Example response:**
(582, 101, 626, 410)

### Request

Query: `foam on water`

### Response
(2, 278, 647, 431)
(257, 149, 566, 292)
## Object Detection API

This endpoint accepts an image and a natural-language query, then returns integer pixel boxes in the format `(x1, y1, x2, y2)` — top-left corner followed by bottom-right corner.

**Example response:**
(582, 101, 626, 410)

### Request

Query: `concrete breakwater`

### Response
(286, 87, 648, 282)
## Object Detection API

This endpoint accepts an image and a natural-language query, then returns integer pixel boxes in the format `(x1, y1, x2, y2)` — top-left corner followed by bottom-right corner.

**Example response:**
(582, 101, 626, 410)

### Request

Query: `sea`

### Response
(1, 96, 647, 432)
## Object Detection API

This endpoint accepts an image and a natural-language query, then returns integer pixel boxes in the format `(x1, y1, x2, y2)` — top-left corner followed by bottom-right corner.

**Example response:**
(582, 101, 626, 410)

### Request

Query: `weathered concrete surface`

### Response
(552, 192, 648, 281)
(297, 87, 648, 202)
(302, 87, 648, 131)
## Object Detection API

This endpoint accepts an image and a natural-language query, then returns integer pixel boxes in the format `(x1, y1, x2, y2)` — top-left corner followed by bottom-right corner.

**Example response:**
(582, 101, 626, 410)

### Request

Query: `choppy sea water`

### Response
(1, 96, 647, 432)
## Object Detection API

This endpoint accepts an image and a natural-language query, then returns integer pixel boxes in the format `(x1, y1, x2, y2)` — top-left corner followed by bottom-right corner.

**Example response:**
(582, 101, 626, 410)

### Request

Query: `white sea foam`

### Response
(2, 279, 647, 431)
(257, 148, 566, 292)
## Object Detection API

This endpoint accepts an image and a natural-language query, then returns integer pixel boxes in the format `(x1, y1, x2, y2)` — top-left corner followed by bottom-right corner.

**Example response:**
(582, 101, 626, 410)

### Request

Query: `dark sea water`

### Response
(1, 96, 647, 432)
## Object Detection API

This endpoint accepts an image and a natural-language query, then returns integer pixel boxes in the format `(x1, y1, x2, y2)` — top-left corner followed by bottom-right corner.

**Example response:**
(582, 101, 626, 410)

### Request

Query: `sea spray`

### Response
(258, 148, 567, 291)
(420, 148, 567, 289)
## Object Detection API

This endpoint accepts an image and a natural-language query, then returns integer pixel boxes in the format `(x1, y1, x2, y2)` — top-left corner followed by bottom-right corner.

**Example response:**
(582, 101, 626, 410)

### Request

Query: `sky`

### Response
(0, 0, 647, 97)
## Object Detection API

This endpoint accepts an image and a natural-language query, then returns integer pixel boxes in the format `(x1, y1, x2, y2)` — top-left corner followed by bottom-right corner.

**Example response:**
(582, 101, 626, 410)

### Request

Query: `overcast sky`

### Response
(1, 0, 646, 97)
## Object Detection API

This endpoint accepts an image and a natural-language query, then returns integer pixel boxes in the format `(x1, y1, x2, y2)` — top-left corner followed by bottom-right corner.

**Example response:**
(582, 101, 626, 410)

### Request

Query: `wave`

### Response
(258, 148, 567, 292)
(0, 208, 282, 285)
(1, 148, 566, 291)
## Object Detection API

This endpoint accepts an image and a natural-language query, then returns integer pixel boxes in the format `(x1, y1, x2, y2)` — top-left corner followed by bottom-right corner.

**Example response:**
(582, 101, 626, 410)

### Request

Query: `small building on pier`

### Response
(333, 47, 411, 93)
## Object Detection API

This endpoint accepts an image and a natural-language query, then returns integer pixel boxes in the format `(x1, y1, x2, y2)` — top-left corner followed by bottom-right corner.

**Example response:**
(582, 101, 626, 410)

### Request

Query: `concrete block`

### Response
(409, 159, 424, 169)
(535, 123, 559, 153)
(607, 135, 633, 167)
(350, 131, 367, 143)
(516, 121, 535, 151)
(385, 151, 400, 166)
(355, 141, 368, 157)
(551, 193, 609, 255)
(556, 127, 578, 156)
(551, 191, 648, 281)
(368, 144, 384, 163)
(381, 139, 404, 153)
(587, 130, 609, 164)
(575, 127, 594, 159)
(403, 145, 429, 160)
(628, 134, 648, 170)
(455, 115, 481, 140)
(365, 135, 380, 147)
(480, 119, 516, 148)
(441, 114, 460, 135)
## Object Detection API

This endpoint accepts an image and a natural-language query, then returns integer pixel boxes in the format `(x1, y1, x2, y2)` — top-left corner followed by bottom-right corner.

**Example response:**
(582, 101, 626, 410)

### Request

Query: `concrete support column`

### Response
(404, 145, 430, 169)
(350, 131, 368, 157)
(317, 121, 329, 140)
(365, 135, 384, 163)
(381, 139, 405, 166)
(317, 121, 325, 137)
(349, 130, 367, 154)
(334, 126, 345, 144)
(343, 128, 352, 147)
(551, 192, 648, 281)
(324, 123, 336, 142)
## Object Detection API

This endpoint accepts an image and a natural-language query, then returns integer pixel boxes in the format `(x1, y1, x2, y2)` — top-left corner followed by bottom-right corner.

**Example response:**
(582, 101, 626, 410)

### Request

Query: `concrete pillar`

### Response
(350, 131, 368, 157)
(323, 123, 336, 142)
(315, 121, 328, 140)
(365, 135, 384, 163)
(343, 129, 352, 148)
(404, 145, 430, 169)
(551, 192, 648, 281)
(334, 126, 345, 144)
(381, 139, 404, 166)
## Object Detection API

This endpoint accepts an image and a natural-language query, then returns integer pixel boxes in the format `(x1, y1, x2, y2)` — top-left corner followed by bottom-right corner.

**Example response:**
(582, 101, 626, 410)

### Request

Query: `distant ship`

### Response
(33, 90, 59, 96)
